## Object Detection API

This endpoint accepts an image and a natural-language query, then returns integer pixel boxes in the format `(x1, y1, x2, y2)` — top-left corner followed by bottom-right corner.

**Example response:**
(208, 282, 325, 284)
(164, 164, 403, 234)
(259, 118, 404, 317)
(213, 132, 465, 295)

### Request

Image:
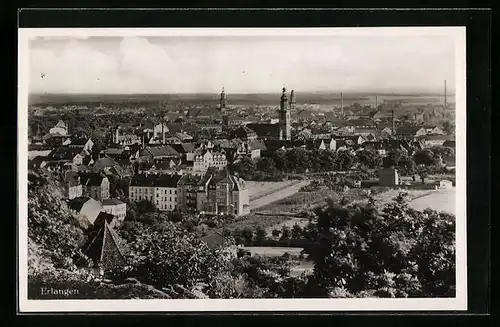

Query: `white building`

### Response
(101, 198, 127, 221)
(193, 150, 227, 174)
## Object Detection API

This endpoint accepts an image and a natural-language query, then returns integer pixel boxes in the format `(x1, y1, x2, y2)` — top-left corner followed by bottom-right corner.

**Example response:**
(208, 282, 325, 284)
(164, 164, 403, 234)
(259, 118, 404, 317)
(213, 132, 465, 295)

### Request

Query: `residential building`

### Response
(140, 146, 181, 162)
(68, 137, 94, 153)
(420, 134, 454, 147)
(177, 174, 202, 213)
(197, 169, 250, 216)
(193, 150, 227, 174)
(68, 196, 104, 227)
(64, 171, 83, 199)
(129, 174, 156, 203)
(153, 174, 182, 211)
(102, 198, 127, 222)
(79, 172, 110, 202)
(234, 126, 258, 141)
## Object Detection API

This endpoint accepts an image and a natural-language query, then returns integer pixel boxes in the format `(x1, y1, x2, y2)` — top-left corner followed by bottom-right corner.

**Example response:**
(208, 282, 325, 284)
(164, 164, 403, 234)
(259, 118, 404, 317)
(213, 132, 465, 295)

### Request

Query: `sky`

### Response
(27, 31, 457, 94)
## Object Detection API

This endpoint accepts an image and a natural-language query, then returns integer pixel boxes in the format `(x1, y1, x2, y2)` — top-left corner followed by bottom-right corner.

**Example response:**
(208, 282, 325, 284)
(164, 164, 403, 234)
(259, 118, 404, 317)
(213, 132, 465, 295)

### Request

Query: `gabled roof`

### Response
(93, 156, 119, 171)
(153, 174, 182, 188)
(49, 146, 83, 161)
(69, 197, 104, 224)
(81, 221, 126, 270)
(143, 146, 180, 158)
(79, 172, 107, 187)
(64, 171, 81, 187)
(70, 138, 91, 146)
(170, 143, 196, 154)
(235, 126, 257, 139)
(442, 140, 456, 148)
(178, 174, 203, 186)
(130, 173, 157, 187)
(247, 140, 267, 151)
(396, 125, 425, 135)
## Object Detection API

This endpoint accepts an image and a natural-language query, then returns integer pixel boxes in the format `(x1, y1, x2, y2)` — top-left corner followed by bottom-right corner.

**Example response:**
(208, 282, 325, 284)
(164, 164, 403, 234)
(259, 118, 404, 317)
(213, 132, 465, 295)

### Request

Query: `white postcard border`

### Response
(18, 27, 467, 312)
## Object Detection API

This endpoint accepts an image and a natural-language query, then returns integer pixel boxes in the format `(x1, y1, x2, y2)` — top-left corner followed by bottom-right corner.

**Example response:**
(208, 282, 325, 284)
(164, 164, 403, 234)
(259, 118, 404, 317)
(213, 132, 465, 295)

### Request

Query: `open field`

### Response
(248, 180, 311, 211)
(247, 180, 300, 201)
(409, 188, 456, 215)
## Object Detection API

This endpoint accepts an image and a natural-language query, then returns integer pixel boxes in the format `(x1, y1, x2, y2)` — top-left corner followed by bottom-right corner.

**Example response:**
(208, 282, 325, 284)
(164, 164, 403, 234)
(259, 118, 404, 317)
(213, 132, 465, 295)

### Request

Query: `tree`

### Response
(254, 227, 267, 246)
(291, 224, 303, 239)
(241, 227, 254, 245)
(335, 150, 355, 171)
(280, 226, 291, 241)
(305, 195, 455, 298)
(413, 149, 437, 166)
(356, 150, 383, 169)
(136, 200, 156, 214)
(442, 120, 455, 135)
(229, 156, 257, 180)
(272, 229, 281, 238)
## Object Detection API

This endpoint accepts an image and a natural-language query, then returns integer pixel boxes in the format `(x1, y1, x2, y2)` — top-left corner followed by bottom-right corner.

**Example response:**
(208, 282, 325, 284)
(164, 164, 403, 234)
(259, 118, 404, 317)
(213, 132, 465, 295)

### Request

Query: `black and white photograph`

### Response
(18, 27, 467, 312)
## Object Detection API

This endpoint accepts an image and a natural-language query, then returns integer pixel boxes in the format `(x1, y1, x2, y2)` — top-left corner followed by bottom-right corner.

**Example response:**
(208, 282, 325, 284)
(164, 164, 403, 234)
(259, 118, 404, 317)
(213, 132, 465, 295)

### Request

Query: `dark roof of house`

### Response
(420, 134, 454, 141)
(79, 172, 106, 186)
(235, 126, 257, 138)
(263, 139, 291, 150)
(153, 174, 182, 188)
(130, 173, 157, 187)
(396, 125, 425, 135)
(93, 156, 119, 171)
(246, 123, 281, 138)
(69, 196, 92, 212)
(178, 174, 203, 186)
(49, 146, 83, 161)
(346, 119, 376, 127)
(247, 140, 267, 151)
(70, 138, 91, 146)
(94, 212, 115, 228)
(143, 146, 180, 158)
(81, 221, 126, 269)
(170, 143, 196, 154)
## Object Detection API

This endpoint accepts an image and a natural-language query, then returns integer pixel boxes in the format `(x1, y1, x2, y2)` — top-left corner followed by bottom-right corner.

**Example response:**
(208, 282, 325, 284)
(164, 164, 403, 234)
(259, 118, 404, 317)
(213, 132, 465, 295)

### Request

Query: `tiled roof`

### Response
(82, 221, 126, 270)
(79, 172, 106, 186)
(170, 143, 196, 154)
(130, 173, 157, 187)
(143, 146, 180, 158)
(49, 146, 82, 161)
(396, 125, 425, 135)
(93, 157, 119, 171)
(153, 174, 182, 188)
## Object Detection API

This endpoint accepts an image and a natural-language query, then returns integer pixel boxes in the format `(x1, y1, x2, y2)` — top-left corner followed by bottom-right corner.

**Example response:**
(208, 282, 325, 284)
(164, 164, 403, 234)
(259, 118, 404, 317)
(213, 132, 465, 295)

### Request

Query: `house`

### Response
(68, 137, 94, 153)
(193, 150, 227, 174)
(320, 138, 337, 151)
(334, 135, 365, 146)
(140, 146, 181, 162)
(47, 146, 85, 166)
(395, 126, 427, 138)
(234, 126, 258, 141)
(420, 134, 455, 147)
(153, 174, 182, 211)
(262, 140, 291, 153)
(101, 198, 127, 222)
(69, 197, 105, 226)
(153, 123, 170, 140)
(421, 125, 445, 135)
(362, 141, 387, 156)
(177, 174, 203, 213)
(169, 143, 197, 162)
(378, 167, 399, 186)
(129, 174, 157, 203)
(64, 171, 83, 199)
(79, 220, 126, 276)
(246, 123, 281, 140)
(49, 120, 68, 136)
(223, 115, 247, 126)
(238, 140, 267, 159)
(306, 139, 326, 151)
(197, 169, 250, 217)
(442, 155, 456, 170)
(79, 172, 110, 202)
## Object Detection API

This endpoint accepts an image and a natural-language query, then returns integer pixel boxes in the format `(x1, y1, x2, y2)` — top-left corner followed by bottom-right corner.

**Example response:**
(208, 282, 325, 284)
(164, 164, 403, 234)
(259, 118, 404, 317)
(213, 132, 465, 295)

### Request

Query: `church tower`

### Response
(279, 87, 291, 140)
(219, 86, 227, 112)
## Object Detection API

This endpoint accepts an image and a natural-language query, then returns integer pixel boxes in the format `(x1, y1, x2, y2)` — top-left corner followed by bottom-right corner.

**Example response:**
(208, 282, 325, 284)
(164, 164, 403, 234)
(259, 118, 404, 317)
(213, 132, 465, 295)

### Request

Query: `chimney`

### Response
(162, 121, 165, 145)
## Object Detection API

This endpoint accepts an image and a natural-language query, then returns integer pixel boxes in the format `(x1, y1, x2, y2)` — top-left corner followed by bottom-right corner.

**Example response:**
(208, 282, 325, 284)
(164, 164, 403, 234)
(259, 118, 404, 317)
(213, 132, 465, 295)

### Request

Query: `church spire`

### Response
(220, 86, 227, 110)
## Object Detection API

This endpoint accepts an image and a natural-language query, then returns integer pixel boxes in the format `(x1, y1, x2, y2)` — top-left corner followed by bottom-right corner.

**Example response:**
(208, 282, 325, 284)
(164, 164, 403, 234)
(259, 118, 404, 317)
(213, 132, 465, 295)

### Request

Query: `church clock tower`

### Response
(279, 87, 291, 140)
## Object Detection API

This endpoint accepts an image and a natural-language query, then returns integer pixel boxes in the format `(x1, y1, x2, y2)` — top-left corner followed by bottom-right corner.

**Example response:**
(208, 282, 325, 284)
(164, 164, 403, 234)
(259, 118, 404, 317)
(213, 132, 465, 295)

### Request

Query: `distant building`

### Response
(69, 196, 105, 227)
(378, 167, 399, 186)
(177, 174, 202, 213)
(234, 126, 258, 141)
(128, 173, 181, 212)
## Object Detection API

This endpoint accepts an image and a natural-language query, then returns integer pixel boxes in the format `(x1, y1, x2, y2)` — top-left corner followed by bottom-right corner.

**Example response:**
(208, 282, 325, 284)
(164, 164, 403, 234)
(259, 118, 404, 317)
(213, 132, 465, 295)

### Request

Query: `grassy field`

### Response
(246, 180, 299, 201)
(409, 188, 456, 215)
